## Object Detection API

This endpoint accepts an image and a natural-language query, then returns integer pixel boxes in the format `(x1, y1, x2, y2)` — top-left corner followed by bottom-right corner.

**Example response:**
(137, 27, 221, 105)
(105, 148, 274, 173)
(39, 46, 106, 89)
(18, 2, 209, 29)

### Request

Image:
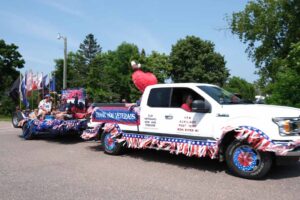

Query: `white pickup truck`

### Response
(85, 83, 300, 179)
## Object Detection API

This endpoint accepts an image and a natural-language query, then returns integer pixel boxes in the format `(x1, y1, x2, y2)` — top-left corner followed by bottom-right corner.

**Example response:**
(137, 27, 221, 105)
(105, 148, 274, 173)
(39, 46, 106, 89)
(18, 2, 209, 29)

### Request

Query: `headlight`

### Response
(273, 117, 300, 136)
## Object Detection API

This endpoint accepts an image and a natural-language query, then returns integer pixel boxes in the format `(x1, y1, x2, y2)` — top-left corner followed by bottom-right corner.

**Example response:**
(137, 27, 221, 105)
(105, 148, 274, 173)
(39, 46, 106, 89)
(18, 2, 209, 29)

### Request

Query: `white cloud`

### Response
(0, 11, 79, 49)
(0, 12, 56, 41)
(130, 28, 167, 54)
(104, 24, 167, 54)
(26, 56, 51, 66)
(38, 0, 85, 18)
(0, 11, 80, 74)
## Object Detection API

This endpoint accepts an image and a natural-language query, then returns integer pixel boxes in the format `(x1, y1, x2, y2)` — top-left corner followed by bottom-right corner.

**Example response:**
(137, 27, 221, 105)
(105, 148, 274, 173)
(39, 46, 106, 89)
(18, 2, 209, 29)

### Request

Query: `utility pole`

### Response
(57, 33, 67, 89)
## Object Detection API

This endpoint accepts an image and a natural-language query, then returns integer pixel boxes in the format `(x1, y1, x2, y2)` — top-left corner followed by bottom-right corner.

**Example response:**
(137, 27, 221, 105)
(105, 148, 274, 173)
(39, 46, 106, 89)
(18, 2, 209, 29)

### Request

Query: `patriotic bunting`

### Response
(82, 123, 300, 159)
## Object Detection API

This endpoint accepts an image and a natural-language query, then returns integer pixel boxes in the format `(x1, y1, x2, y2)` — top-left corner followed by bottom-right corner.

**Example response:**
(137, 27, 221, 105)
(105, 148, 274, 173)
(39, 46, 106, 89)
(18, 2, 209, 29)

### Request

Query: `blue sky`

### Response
(0, 0, 258, 82)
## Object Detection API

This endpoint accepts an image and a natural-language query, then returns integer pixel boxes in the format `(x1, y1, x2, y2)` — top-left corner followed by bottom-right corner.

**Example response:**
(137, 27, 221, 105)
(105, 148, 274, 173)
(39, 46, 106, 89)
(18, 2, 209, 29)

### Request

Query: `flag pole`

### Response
(31, 70, 33, 110)
(37, 72, 40, 105)
(42, 72, 44, 100)
(31, 91, 33, 110)
(49, 73, 51, 93)
(19, 71, 22, 109)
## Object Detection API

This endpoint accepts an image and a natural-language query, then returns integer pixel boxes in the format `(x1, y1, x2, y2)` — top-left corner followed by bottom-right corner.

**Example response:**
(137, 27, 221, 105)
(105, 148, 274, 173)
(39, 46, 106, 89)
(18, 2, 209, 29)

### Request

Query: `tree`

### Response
(143, 51, 172, 83)
(0, 39, 25, 93)
(107, 43, 140, 102)
(78, 33, 102, 64)
(0, 39, 25, 115)
(169, 36, 229, 86)
(86, 52, 120, 102)
(85, 43, 141, 102)
(76, 34, 102, 87)
(224, 76, 256, 101)
(53, 41, 142, 103)
(266, 42, 300, 107)
(53, 52, 77, 91)
(229, 0, 300, 85)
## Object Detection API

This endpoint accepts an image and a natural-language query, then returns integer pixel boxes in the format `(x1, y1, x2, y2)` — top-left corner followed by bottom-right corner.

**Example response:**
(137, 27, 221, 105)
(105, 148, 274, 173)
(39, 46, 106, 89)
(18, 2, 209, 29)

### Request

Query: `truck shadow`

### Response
(267, 164, 300, 180)
(88, 143, 225, 173)
(89, 143, 300, 179)
(125, 148, 226, 173)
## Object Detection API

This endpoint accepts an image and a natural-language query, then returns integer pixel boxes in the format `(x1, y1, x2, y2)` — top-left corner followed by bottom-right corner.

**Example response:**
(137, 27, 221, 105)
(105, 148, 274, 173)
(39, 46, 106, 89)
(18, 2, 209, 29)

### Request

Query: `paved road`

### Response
(1, 121, 300, 200)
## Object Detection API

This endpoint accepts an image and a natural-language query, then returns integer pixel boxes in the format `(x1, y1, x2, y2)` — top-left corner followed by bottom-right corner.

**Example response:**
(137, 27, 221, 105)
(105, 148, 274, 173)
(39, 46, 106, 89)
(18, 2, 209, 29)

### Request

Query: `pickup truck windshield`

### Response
(198, 86, 243, 105)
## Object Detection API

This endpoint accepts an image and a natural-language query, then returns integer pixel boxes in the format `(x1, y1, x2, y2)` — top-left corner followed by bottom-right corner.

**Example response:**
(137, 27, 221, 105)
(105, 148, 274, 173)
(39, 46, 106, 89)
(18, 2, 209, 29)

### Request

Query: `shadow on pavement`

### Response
(267, 164, 300, 179)
(88, 142, 300, 179)
(126, 148, 226, 173)
(88, 143, 226, 173)
(87, 141, 104, 152)
(18, 133, 84, 145)
(19, 130, 300, 179)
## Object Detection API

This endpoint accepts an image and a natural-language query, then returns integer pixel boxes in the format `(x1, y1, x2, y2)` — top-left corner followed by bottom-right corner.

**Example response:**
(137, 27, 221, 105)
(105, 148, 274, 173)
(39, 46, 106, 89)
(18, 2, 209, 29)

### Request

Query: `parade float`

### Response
(19, 88, 89, 139)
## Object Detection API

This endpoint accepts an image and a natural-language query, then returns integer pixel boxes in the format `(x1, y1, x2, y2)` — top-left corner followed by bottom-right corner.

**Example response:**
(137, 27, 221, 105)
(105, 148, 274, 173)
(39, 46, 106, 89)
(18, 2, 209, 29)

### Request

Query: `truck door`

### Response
(140, 87, 214, 138)
(139, 87, 172, 134)
(169, 87, 214, 138)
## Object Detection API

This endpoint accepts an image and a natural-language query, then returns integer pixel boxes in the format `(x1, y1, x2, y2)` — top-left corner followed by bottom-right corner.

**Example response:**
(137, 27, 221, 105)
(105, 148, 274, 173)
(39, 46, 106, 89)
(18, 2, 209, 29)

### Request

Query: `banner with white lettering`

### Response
(92, 107, 138, 125)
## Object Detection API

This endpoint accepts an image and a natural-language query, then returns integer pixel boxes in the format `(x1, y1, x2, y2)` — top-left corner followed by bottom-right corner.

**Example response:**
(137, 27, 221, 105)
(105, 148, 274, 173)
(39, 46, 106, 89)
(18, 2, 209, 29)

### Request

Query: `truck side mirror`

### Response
(191, 100, 211, 113)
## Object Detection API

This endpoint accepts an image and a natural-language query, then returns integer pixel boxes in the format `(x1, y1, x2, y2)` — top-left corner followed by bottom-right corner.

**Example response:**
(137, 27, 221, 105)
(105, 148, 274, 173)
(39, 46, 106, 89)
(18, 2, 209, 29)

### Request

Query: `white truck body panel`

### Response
(117, 83, 300, 143)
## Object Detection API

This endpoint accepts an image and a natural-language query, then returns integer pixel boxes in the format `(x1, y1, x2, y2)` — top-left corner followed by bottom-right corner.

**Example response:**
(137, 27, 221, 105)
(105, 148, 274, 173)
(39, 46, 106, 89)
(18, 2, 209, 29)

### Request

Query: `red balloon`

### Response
(132, 69, 158, 92)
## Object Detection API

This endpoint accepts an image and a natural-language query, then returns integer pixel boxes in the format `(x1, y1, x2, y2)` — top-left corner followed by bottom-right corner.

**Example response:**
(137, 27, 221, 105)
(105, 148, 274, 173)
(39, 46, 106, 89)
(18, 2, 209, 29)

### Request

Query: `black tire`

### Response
(225, 140, 272, 179)
(22, 122, 35, 140)
(101, 132, 123, 155)
(12, 112, 19, 128)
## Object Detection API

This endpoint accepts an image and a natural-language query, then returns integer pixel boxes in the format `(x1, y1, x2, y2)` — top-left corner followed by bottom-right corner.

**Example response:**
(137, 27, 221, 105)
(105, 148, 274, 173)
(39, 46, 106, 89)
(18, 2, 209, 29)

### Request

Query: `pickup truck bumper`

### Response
(275, 149, 300, 166)
(276, 149, 300, 157)
(273, 144, 300, 165)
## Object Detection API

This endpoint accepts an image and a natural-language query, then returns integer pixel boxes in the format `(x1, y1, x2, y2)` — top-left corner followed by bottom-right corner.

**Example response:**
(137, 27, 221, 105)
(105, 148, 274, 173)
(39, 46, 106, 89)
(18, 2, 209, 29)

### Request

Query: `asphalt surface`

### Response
(1, 121, 300, 200)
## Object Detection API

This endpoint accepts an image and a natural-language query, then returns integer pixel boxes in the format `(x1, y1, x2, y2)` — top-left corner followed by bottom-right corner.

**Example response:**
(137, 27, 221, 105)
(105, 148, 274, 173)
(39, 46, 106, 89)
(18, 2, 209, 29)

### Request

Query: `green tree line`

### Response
(53, 35, 232, 103)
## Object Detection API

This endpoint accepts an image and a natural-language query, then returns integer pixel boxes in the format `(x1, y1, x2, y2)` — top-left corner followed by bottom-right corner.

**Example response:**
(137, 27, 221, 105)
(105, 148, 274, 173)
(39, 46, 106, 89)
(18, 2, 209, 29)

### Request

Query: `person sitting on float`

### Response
(37, 94, 52, 119)
(52, 98, 72, 120)
(29, 109, 38, 119)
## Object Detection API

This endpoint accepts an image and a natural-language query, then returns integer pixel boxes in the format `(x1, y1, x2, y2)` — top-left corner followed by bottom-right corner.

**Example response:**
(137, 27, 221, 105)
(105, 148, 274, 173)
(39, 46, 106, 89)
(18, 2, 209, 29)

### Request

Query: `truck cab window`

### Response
(147, 88, 171, 107)
(171, 88, 204, 110)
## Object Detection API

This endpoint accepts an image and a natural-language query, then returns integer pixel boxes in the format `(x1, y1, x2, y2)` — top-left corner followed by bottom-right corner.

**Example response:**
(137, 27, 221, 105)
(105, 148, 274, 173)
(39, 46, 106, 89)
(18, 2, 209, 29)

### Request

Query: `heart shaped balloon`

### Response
(132, 69, 158, 93)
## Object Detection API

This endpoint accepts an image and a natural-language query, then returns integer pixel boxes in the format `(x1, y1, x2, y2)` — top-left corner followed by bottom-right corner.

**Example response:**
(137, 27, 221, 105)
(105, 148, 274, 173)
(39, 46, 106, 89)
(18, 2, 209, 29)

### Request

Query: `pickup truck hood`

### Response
(221, 104, 300, 118)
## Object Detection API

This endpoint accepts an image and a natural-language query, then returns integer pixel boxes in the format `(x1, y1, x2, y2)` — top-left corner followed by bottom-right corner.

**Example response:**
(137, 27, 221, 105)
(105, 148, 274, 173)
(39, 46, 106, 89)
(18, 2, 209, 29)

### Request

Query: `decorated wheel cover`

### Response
(233, 145, 261, 172)
(104, 133, 116, 151)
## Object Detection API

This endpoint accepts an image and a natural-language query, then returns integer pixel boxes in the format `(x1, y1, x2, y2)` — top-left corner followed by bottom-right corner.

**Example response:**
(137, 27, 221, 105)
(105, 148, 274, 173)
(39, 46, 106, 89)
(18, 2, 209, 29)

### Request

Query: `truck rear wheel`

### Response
(101, 132, 123, 155)
(225, 140, 272, 179)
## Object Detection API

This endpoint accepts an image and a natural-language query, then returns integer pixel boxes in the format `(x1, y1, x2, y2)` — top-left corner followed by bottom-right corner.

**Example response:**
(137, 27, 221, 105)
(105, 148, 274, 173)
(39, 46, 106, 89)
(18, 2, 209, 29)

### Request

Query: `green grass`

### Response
(0, 115, 10, 121)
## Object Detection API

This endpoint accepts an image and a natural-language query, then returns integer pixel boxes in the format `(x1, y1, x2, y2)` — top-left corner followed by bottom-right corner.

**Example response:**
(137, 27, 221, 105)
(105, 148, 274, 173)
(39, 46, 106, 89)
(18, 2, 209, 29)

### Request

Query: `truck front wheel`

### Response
(101, 132, 123, 155)
(225, 140, 272, 179)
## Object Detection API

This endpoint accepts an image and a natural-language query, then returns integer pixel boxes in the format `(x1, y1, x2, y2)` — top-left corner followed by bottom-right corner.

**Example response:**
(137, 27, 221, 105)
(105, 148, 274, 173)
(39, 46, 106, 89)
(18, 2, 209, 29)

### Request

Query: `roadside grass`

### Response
(0, 115, 10, 121)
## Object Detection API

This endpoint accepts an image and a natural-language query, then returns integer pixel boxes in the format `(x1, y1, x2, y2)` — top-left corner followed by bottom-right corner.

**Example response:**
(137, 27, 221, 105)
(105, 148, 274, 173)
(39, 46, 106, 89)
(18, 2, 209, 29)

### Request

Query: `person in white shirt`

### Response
(38, 94, 52, 119)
